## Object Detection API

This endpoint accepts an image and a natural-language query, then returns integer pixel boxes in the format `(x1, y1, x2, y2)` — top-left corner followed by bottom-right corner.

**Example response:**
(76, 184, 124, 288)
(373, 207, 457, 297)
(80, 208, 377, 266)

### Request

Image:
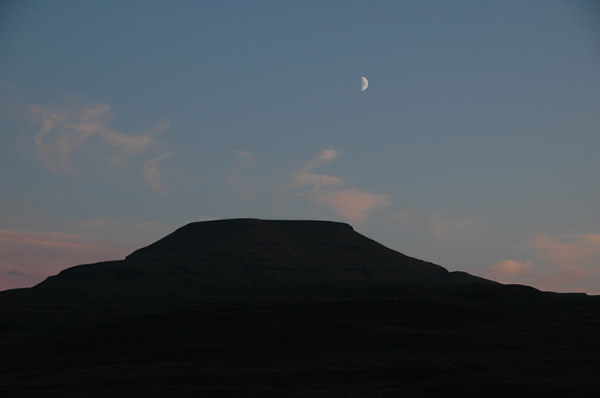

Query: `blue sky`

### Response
(1, 1, 599, 293)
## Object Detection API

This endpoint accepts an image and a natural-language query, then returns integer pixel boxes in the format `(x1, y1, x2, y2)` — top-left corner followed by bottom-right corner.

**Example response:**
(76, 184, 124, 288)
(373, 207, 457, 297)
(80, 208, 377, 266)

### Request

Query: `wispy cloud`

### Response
(234, 150, 254, 160)
(284, 150, 389, 223)
(303, 149, 339, 170)
(282, 149, 343, 191)
(143, 152, 173, 195)
(233, 150, 259, 172)
(20, 101, 170, 191)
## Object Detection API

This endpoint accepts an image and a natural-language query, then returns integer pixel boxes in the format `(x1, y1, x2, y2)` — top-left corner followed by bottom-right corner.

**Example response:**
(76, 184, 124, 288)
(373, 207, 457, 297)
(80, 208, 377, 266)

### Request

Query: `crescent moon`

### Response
(361, 76, 368, 91)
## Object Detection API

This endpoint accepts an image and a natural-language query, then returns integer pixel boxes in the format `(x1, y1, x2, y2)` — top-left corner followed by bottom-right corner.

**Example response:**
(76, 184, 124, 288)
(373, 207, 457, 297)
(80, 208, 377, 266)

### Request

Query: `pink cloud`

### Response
(0, 229, 136, 291)
(316, 189, 390, 223)
(526, 232, 600, 292)
(481, 233, 600, 293)
(490, 260, 533, 282)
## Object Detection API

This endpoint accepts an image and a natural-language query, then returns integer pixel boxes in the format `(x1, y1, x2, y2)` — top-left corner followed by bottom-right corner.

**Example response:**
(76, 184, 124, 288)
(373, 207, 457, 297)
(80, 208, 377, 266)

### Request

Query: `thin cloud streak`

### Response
(303, 149, 339, 170)
(232, 150, 258, 171)
(234, 150, 254, 160)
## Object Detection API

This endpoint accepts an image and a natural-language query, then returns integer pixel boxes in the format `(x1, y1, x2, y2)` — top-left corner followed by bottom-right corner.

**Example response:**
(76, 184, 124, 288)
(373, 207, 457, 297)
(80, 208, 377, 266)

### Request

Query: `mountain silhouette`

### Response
(2, 219, 599, 395)
(30, 219, 498, 305)
(1, 219, 538, 328)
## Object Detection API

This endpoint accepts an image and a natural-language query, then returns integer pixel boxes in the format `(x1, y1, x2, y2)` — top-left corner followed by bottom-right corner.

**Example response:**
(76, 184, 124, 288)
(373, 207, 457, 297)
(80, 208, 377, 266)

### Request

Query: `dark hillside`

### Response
(1, 219, 598, 395)
(29, 219, 493, 308)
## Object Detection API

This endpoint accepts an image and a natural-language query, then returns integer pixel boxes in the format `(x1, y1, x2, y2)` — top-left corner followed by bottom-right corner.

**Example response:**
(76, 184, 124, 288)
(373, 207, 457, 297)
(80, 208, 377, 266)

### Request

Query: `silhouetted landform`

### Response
(1, 219, 599, 396)
(35, 219, 498, 300)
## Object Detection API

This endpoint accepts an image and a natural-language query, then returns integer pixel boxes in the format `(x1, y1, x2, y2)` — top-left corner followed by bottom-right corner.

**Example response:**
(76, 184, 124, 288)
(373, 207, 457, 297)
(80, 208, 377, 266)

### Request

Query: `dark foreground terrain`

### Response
(1, 219, 600, 396)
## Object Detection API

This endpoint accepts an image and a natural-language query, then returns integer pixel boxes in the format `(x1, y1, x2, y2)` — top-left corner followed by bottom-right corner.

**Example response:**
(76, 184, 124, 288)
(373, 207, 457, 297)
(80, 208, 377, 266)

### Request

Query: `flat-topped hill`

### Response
(33, 219, 493, 300)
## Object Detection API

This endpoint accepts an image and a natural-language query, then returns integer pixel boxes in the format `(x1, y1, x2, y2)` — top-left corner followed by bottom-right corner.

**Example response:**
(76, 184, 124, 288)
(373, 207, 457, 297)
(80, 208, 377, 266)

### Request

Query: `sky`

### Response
(1, 0, 599, 294)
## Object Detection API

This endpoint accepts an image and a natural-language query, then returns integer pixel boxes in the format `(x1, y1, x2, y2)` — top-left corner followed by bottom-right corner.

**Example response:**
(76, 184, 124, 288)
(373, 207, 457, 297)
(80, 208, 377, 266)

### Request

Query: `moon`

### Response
(361, 76, 368, 91)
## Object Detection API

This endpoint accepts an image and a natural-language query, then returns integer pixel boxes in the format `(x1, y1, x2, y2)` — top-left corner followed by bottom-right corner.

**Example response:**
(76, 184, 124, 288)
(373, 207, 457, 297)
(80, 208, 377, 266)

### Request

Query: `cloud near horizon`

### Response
(285, 150, 390, 223)
(533, 233, 600, 268)
(530, 232, 600, 291)
(315, 189, 390, 223)
(21, 101, 171, 191)
(484, 232, 600, 293)
(490, 260, 534, 280)
(0, 228, 137, 291)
